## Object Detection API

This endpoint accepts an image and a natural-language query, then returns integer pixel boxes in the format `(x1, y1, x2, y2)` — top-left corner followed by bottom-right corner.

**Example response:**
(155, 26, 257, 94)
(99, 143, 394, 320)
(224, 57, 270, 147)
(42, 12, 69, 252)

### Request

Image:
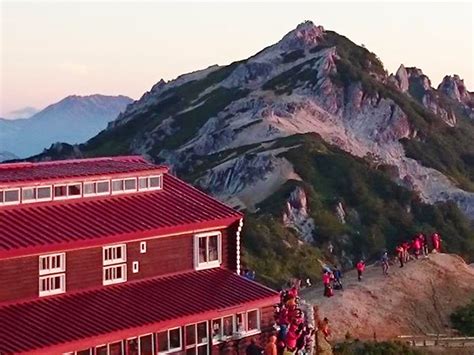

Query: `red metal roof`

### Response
(0, 173, 242, 258)
(0, 268, 279, 354)
(0, 156, 165, 186)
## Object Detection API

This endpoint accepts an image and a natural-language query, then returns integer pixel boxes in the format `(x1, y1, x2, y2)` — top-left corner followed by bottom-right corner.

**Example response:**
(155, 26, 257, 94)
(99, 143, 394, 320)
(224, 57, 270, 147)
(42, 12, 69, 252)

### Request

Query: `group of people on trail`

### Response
(322, 266, 344, 298)
(394, 232, 442, 268)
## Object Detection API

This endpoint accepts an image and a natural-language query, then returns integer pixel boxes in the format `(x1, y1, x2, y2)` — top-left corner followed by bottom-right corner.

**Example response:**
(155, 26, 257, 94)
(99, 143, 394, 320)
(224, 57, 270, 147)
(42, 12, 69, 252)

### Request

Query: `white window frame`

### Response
(140, 241, 147, 253)
(111, 179, 124, 194)
(1, 188, 20, 205)
(216, 314, 235, 342)
(53, 182, 82, 200)
(22, 185, 52, 204)
(132, 261, 139, 273)
(107, 340, 124, 355)
(185, 321, 208, 352)
(246, 309, 261, 334)
(138, 333, 154, 354)
(103, 244, 127, 266)
(83, 180, 110, 197)
(194, 231, 222, 270)
(123, 177, 137, 192)
(39, 253, 66, 275)
(158, 327, 182, 354)
(103, 264, 127, 285)
(138, 175, 163, 191)
(39, 273, 66, 297)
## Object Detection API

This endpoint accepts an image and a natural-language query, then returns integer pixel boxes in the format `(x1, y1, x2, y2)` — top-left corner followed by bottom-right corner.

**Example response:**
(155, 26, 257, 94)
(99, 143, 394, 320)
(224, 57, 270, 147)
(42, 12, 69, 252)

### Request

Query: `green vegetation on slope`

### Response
(237, 134, 474, 286)
(451, 299, 474, 336)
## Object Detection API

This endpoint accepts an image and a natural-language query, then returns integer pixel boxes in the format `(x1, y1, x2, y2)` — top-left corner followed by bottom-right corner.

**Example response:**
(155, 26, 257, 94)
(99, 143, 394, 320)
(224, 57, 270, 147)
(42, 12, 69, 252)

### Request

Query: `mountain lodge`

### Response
(0, 156, 279, 355)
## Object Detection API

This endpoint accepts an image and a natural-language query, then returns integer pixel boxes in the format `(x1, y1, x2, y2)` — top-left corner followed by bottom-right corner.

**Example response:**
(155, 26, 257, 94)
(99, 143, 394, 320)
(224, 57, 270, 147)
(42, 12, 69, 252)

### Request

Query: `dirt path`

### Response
(300, 253, 474, 341)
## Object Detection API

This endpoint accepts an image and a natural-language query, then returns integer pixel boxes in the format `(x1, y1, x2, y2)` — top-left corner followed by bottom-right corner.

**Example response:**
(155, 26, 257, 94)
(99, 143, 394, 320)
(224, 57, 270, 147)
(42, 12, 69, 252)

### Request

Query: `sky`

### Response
(0, 1, 473, 118)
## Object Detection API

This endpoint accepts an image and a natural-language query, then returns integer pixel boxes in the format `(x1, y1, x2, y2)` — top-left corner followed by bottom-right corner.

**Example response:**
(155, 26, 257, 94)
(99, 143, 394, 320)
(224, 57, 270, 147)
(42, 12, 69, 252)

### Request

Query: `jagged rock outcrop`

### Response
(282, 187, 315, 242)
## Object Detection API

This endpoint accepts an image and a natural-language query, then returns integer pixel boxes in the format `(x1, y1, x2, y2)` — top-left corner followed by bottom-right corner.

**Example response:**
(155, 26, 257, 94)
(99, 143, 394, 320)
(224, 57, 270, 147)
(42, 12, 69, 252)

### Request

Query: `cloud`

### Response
(4, 106, 39, 119)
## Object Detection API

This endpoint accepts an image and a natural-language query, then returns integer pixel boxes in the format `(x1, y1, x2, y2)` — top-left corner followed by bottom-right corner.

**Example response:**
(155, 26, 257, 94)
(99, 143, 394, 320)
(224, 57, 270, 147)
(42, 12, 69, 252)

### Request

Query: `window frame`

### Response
(138, 333, 154, 355)
(22, 185, 52, 204)
(39, 253, 66, 275)
(83, 180, 111, 197)
(158, 327, 182, 354)
(39, 273, 66, 297)
(53, 182, 82, 200)
(140, 241, 147, 254)
(103, 244, 127, 266)
(194, 231, 222, 271)
(103, 264, 127, 286)
(138, 175, 163, 191)
(1, 188, 20, 205)
(132, 261, 139, 273)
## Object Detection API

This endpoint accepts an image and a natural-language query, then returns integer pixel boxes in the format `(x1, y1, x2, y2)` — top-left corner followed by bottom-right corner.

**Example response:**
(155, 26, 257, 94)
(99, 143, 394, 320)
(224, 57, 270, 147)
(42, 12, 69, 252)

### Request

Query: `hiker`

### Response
(264, 335, 277, 355)
(402, 241, 410, 263)
(431, 232, 441, 252)
(356, 260, 365, 281)
(322, 271, 333, 297)
(381, 251, 389, 275)
(412, 235, 421, 259)
(395, 244, 404, 267)
(246, 337, 263, 355)
(333, 266, 343, 290)
(420, 233, 429, 257)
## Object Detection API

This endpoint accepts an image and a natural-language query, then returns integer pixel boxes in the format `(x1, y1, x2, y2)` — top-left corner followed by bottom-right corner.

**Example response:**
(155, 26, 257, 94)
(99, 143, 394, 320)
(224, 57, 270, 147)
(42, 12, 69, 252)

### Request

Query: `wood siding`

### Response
(0, 226, 238, 303)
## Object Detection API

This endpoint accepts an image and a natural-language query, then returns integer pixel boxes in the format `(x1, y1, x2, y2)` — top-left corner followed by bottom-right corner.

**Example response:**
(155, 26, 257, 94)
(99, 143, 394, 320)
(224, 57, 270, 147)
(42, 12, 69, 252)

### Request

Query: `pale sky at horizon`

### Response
(0, 1, 473, 118)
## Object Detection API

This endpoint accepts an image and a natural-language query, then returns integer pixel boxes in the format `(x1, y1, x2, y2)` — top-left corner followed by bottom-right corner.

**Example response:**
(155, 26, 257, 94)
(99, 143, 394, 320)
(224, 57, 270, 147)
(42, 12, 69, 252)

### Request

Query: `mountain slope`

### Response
(33, 21, 474, 283)
(0, 94, 133, 157)
(302, 253, 474, 341)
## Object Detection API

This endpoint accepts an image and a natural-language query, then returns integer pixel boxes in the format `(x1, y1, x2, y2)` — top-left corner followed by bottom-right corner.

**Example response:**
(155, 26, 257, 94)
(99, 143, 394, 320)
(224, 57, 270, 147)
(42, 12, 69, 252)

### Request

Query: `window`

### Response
(108, 341, 124, 355)
(138, 175, 163, 191)
(54, 183, 82, 200)
(112, 179, 124, 193)
(127, 338, 139, 355)
(84, 180, 110, 197)
(234, 310, 260, 338)
(133, 261, 139, 273)
(185, 322, 207, 354)
(158, 327, 182, 353)
(140, 241, 147, 253)
(103, 264, 127, 285)
(39, 253, 65, 275)
(39, 274, 65, 296)
(103, 244, 126, 265)
(247, 310, 260, 331)
(194, 232, 221, 270)
(103, 244, 127, 285)
(222, 315, 234, 338)
(95, 345, 107, 355)
(22, 186, 52, 203)
(1, 188, 20, 205)
(124, 178, 137, 191)
(139, 334, 154, 355)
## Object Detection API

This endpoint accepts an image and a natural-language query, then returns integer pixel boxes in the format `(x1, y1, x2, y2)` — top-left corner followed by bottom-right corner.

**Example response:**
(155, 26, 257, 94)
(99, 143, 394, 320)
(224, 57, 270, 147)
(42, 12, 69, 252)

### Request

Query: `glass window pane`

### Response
(157, 332, 168, 351)
(68, 184, 81, 196)
(199, 238, 206, 263)
(112, 180, 124, 192)
(138, 177, 148, 190)
(186, 349, 196, 355)
(197, 345, 207, 355)
(109, 341, 123, 355)
(83, 182, 95, 195)
(127, 338, 139, 355)
(4, 189, 19, 202)
(124, 178, 137, 191)
(197, 322, 207, 344)
(247, 310, 259, 330)
(169, 328, 181, 349)
(236, 313, 245, 332)
(223, 316, 233, 337)
(186, 324, 196, 346)
(212, 319, 222, 340)
(139, 334, 153, 355)
(37, 186, 51, 199)
(95, 345, 107, 355)
(0, 190, 4, 203)
(208, 236, 218, 262)
(97, 181, 110, 193)
(54, 185, 67, 198)
(22, 188, 35, 201)
(149, 176, 161, 188)
(76, 350, 91, 355)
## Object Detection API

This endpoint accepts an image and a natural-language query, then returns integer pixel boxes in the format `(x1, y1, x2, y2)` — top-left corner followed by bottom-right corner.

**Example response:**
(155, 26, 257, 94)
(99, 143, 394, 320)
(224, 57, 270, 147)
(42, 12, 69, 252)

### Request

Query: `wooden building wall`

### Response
(0, 226, 238, 303)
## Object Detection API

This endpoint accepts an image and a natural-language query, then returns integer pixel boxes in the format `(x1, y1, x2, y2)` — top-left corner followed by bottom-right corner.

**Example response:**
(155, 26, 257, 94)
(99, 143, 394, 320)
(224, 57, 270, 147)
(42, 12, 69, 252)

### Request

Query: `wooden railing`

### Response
(397, 334, 474, 348)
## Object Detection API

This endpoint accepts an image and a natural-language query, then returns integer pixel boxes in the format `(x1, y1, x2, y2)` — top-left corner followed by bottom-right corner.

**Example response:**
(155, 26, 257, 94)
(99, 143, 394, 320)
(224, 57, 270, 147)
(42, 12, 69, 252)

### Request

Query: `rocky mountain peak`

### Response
(395, 64, 409, 92)
(278, 20, 325, 52)
(438, 74, 471, 103)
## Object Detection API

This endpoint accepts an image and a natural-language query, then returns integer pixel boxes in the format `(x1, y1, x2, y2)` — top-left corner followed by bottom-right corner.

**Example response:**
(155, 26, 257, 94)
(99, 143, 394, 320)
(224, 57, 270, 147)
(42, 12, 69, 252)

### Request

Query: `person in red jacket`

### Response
(395, 245, 404, 267)
(322, 271, 332, 297)
(431, 232, 441, 252)
(356, 260, 365, 281)
(412, 235, 421, 260)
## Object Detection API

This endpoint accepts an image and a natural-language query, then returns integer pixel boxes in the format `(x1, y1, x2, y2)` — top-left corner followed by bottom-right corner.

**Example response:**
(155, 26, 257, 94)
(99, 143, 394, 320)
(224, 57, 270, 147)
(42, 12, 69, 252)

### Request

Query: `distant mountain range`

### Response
(33, 21, 474, 285)
(0, 94, 133, 159)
